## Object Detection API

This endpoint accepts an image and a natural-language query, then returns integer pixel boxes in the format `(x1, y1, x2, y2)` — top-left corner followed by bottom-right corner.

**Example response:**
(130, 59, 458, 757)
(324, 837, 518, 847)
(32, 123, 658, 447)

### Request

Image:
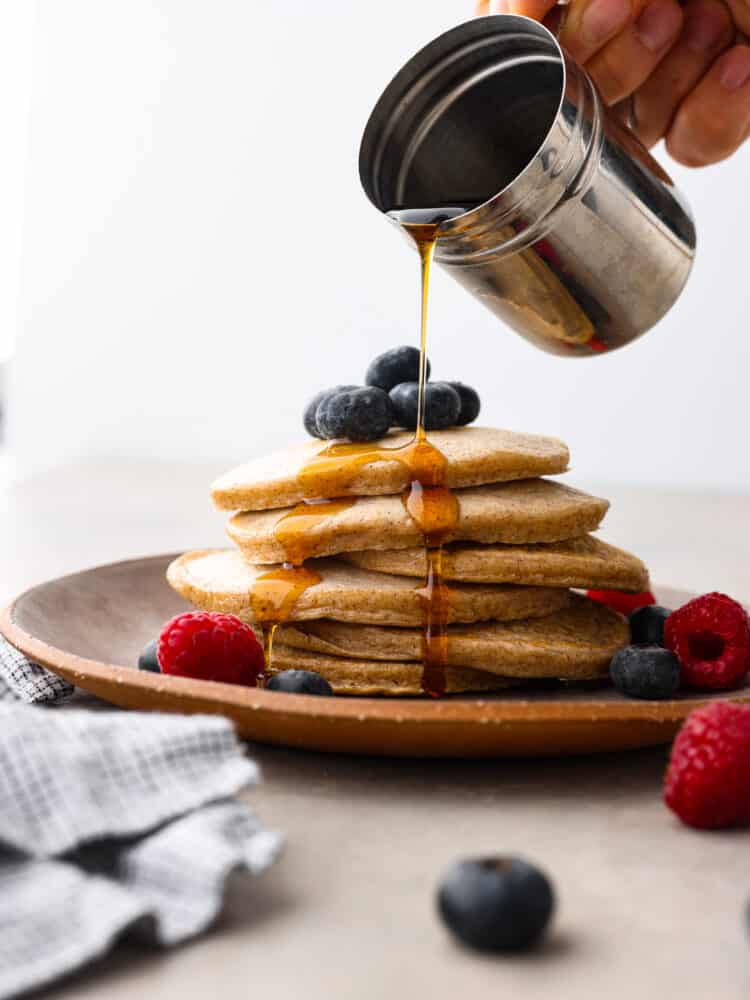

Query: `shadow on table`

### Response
(250, 743, 670, 809)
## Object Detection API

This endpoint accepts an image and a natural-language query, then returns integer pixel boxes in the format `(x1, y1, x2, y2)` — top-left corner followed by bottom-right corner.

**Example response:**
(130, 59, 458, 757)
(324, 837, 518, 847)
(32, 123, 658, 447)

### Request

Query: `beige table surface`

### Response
(2, 459, 749, 1000)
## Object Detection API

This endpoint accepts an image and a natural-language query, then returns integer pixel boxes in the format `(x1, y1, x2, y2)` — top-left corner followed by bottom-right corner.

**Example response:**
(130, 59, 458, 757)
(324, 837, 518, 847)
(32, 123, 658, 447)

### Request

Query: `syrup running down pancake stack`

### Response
(168, 425, 646, 696)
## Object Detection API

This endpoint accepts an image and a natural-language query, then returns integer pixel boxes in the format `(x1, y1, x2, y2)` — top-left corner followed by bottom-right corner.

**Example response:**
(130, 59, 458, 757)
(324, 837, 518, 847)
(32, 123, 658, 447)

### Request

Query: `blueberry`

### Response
(390, 381, 461, 431)
(316, 386, 393, 442)
(303, 385, 358, 439)
(629, 605, 672, 646)
(138, 638, 161, 673)
(267, 669, 334, 695)
(610, 645, 680, 699)
(365, 345, 430, 392)
(448, 382, 481, 426)
(438, 857, 555, 953)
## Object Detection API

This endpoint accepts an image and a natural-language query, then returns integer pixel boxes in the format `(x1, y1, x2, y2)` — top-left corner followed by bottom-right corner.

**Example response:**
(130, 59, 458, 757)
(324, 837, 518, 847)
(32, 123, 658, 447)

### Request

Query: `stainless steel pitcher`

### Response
(359, 14, 696, 356)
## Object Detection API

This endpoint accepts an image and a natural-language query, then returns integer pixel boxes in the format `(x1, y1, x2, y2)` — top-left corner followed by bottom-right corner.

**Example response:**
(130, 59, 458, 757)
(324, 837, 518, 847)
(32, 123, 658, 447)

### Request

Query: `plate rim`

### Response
(2, 553, 749, 730)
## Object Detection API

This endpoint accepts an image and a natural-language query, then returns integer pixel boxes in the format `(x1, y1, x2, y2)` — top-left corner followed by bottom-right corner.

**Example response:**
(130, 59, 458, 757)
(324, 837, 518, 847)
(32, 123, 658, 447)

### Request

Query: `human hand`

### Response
(477, 0, 750, 165)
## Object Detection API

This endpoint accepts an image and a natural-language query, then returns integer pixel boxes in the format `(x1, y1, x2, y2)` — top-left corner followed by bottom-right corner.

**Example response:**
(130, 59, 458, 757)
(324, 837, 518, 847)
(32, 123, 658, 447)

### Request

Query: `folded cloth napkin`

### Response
(0, 638, 74, 705)
(0, 637, 283, 1000)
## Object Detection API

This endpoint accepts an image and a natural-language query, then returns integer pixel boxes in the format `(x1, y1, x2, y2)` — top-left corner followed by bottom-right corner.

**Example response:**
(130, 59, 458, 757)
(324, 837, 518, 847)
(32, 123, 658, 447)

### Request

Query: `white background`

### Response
(6, 0, 750, 490)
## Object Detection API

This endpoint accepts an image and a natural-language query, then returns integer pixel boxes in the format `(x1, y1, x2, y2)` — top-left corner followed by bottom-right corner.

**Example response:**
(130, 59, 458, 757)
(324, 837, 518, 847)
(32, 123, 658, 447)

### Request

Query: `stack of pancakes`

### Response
(168, 427, 646, 695)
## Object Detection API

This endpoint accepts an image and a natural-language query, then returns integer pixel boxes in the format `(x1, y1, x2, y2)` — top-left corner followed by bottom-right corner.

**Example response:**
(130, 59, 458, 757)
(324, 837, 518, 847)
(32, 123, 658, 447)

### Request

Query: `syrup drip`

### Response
(248, 500, 351, 683)
(250, 564, 321, 685)
(274, 498, 356, 566)
(415, 548, 452, 698)
(251, 206, 465, 696)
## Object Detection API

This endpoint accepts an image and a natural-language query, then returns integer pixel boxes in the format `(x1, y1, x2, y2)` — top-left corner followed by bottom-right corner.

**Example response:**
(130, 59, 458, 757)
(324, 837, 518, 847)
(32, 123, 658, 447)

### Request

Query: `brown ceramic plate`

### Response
(2, 554, 748, 757)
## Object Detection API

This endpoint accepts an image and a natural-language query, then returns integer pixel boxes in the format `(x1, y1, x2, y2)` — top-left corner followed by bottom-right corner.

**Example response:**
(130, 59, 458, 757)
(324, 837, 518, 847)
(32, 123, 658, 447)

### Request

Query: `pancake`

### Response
(226, 479, 608, 564)
(267, 647, 514, 696)
(278, 595, 628, 680)
(167, 549, 571, 627)
(340, 535, 648, 591)
(211, 426, 569, 511)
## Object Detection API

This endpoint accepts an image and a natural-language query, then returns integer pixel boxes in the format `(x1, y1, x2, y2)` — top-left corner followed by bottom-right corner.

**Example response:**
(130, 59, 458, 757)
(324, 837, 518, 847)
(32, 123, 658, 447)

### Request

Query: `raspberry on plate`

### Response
(586, 589, 656, 616)
(158, 612, 265, 686)
(664, 592, 750, 690)
(664, 701, 750, 829)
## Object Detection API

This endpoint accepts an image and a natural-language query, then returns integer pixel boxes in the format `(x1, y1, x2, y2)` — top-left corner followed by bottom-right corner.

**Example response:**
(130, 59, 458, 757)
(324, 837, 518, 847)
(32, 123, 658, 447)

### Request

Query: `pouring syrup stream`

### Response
(250, 205, 469, 694)
(393, 208, 466, 696)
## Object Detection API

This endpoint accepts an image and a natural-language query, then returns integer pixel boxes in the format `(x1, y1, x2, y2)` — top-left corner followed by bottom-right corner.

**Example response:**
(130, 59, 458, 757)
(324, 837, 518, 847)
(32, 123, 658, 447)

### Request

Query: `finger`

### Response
(633, 0, 734, 147)
(584, 0, 684, 105)
(499, 0, 560, 18)
(721, 0, 750, 39)
(559, 0, 636, 65)
(666, 44, 750, 164)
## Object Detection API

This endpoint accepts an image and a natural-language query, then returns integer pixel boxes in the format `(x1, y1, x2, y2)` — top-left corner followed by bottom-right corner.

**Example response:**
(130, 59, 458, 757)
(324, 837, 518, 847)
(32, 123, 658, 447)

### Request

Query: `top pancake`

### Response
(211, 426, 570, 511)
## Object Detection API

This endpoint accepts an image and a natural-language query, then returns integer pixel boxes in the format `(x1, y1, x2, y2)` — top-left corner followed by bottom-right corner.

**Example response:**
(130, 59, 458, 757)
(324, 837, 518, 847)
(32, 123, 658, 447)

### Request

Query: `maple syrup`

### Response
(274, 498, 356, 566)
(249, 500, 352, 682)
(393, 208, 464, 696)
(250, 205, 471, 695)
(251, 564, 322, 684)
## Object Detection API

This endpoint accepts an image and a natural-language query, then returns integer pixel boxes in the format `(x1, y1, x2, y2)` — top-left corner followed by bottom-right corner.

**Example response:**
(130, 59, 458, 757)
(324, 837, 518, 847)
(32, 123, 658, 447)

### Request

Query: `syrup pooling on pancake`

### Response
(273, 498, 356, 566)
(248, 500, 351, 681)
(251, 565, 322, 680)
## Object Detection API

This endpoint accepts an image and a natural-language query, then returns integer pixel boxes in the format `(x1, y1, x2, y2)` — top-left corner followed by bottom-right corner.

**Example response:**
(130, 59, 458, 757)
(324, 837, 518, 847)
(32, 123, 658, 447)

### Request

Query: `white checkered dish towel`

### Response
(0, 636, 284, 1000)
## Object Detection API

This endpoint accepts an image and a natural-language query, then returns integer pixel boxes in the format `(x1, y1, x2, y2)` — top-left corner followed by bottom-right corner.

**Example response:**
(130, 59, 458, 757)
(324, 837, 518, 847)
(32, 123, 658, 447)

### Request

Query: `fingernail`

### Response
(490, 0, 511, 11)
(581, 0, 631, 47)
(720, 46, 750, 90)
(683, 6, 727, 53)
(635, 0, 682, 51)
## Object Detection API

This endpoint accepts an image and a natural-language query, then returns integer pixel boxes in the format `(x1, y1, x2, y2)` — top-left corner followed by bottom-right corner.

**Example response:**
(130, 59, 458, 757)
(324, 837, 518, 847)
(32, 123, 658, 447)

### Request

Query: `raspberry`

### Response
(664, 592, 750, 690)
(157, 612, 264, 686)
(664, 701, 750, 829)
(586, 589, 656, 616)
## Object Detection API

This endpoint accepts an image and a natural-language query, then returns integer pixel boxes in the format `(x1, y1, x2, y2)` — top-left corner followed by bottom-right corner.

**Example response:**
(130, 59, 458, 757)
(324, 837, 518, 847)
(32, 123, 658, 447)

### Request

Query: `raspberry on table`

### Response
(157, 612, 265, 686)
(664, 701, 750, 829)
(664, 592, 750, 690)
(586, 589, 656, 616)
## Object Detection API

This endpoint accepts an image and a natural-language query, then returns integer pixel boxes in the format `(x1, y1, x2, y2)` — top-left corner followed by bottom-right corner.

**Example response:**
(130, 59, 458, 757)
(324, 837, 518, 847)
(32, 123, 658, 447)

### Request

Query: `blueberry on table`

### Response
(267, 669, 334, 695)
(303, 385, 358, 439)
(610, 645, 680, 699)
(316, 386, 393, 442)
(389, 381, 461, 431)
(137, 638, 161, 673)
(365, 345, 430, 392)
(629, 605, 672, 646)
(437, 857, 555, 953)
(448, 382, 481, 426)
